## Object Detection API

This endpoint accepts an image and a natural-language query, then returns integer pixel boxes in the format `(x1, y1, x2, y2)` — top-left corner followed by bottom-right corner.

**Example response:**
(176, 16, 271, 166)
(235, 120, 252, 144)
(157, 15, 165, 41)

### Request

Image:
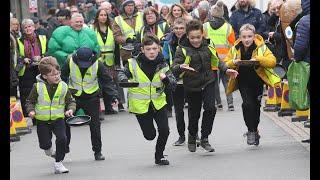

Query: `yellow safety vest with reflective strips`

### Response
(114, 12, 144, 40)
(68, 57, 99, 96)
(203, 22, 232, 60)
(139, 22, 166, 42)
(17, 35, 47, 76)
(35, 81, 68, 121)
(179, 45, 219, 78)
(229, 44, 281, 86)
(127, 58, 169, 114)
(93, 27, 115, 66)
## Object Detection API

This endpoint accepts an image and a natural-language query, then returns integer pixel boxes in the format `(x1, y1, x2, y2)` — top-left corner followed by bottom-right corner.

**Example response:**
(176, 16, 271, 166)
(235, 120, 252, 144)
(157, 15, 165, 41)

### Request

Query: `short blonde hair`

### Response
(239, 23, 255, 34)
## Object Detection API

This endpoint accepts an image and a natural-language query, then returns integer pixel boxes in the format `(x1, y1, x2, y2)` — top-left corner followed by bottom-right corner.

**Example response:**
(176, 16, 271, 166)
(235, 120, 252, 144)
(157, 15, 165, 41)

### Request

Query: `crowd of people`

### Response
(10, 0, 310, 174)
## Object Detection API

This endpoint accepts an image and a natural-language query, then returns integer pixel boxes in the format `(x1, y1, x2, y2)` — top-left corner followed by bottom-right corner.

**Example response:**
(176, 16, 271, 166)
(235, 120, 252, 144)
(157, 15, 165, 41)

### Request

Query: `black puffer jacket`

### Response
(171, 35, 228, 92)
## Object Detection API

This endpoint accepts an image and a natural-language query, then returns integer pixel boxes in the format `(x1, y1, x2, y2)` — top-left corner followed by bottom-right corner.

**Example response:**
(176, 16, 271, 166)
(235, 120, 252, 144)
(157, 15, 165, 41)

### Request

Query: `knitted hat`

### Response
(211, 1, 224, 18)
(122, 0, 135, 7)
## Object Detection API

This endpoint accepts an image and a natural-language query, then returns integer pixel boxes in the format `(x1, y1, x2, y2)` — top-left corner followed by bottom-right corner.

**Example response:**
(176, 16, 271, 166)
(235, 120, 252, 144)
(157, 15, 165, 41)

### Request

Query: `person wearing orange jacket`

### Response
(203, 1, 236, 111)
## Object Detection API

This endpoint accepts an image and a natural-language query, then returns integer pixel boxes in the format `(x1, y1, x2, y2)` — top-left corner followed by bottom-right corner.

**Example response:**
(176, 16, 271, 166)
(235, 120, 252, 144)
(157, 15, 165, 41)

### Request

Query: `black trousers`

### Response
(135, 105, 169, 160)
(36, 119, 67, 162)
(67, 96, 102, 153)
(172, 84, 186, 137)
(165, 88, 173, 112)
(239, 85, 263, 132)
(186, 82, 217, 139)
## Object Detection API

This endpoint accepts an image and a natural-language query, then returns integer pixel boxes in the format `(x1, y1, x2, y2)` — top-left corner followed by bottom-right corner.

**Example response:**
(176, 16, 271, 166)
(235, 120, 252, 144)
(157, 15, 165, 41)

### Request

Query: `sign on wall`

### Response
(29, 0, 38, 13)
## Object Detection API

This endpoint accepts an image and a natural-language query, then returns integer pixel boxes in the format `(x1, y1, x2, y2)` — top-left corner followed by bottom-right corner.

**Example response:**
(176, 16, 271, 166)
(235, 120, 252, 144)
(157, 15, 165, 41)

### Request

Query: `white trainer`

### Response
(54, 161, 69, 174)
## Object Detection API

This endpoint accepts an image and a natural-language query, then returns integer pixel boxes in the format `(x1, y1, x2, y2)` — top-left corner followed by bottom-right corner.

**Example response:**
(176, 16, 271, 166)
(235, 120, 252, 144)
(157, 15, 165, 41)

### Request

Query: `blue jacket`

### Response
(293, 0, 310, 62)
(230, 6, 266, 38)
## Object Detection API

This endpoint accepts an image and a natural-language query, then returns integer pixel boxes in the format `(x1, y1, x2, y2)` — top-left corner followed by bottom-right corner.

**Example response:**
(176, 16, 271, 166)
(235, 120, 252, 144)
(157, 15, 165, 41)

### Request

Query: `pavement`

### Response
(10, 88, 310, 180)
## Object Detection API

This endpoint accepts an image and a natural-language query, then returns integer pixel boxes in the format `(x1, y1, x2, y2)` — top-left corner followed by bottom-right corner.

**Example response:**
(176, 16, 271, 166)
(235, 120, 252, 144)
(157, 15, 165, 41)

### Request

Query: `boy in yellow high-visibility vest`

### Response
(118, 34, 177, 165)
(25, 57, 76, 174)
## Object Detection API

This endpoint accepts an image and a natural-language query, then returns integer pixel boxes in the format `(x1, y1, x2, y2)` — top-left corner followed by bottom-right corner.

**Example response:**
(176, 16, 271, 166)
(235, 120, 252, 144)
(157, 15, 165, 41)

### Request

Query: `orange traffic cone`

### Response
(10, 97, 32, 135)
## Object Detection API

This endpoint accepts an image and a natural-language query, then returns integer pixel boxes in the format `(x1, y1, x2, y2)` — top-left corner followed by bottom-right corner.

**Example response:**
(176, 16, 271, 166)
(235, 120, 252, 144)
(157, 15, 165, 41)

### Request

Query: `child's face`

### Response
(240, 30, 255, 48)
(187, 29, 203, 48)
(43, 68, 61, 84)
(141, 42, 160, 60)
(173, 24, 186, 39)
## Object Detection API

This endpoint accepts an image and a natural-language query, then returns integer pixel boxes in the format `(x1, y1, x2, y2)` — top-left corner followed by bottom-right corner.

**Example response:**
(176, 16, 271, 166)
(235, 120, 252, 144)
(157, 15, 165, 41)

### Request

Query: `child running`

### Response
(25, 56, 76, 174)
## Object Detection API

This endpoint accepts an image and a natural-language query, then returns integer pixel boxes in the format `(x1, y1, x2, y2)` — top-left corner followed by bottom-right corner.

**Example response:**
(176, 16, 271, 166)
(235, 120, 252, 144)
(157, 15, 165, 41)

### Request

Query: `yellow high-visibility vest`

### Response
(35, 81, 68, 121)
(179, 45, 219, 78)
(127, 58, 169, 114)
(114, 12, 144, 40)
(203, 22, 232, 60)
(68, 57, 99, 96)
(139, 22, 166, 42)
(17, 35, 47, 76)
(94, 27, 115, 66)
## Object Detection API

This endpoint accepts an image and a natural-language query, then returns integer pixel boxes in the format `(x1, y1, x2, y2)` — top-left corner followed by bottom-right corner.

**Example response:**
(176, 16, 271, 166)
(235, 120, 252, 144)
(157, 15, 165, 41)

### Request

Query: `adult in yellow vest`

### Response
(203, 1, 236, 111)
(61, 47, 119, 161)
(224, 24, 278, 146)
(25, 57, 76, 174)
(113, 0, 144, 65)
(16, 19, 47, 118)
(136, 7, 170, 44)
(172, 20, 238, 153)
(92, 8, 126, 114)
(118, 35, 177, 166)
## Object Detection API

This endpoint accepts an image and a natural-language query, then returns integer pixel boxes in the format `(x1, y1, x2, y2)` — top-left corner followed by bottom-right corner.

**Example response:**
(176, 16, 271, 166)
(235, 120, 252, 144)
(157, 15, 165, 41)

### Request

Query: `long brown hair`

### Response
(93, 9, 111, 31)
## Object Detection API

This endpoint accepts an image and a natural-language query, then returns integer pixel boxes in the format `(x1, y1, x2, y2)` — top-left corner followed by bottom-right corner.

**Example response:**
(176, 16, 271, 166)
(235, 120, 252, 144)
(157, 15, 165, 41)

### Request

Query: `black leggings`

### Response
(135, 105, 169, 160)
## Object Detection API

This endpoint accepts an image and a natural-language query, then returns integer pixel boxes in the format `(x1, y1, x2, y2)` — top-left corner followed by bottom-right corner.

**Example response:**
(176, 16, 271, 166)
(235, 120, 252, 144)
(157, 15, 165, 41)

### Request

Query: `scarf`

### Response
(24, 33, 41, 59)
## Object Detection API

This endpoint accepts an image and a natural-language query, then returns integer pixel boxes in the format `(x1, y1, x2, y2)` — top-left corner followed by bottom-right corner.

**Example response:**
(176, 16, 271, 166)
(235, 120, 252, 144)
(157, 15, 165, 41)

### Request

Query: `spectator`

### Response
(180, 0, 194, 13)
(262, 0, 291, 69)
(31, 17, 48, 37)
(85, 0, 98, 24)
(191, 0, 211, 24)
(160, 5, 170, 21)
(10, 33, 19, 97)
(95, 0, 106, 9)
(135, 0, 145, 12)
(100, 1, 116, 19)
(230, 0, 266, 38)
(48, 13, 100, 67)
(46, 8, 60, 39)
(166, 4, 192, 27)
(10, 18, 22, 38)
(208, 0, 230, 22)
(56, 9, 72, 26)
(203, 0, 236, 111)
(113, 0, 144, 65)
(16, 19, 48, 118)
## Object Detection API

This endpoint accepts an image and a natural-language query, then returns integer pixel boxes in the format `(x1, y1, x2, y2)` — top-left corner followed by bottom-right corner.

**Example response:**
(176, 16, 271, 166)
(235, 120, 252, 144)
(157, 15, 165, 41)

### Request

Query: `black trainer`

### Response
(254, 132, 261, 146)
(173, 136, 185, 146)
(94, 152, 105, 161)
(228, 104, 235, 111)
(155, 157, 170, 165)
(188, 134, 196, 152)
(244, 131, 256, 145)
(217, 104, 223, 110)
(105, 109, 118, 115)
(118, 103, 125, 112)
(200, 138, 215, 152)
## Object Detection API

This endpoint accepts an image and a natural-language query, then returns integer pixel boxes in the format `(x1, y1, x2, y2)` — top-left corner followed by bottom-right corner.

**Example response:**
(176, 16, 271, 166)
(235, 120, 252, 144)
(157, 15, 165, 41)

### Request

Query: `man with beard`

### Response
(230, 0, 266, 38)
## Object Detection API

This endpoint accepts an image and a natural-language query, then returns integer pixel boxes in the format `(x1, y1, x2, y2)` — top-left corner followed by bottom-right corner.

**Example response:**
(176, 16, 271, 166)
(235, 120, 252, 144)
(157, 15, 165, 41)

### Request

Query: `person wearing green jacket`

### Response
(48, 13, 100, 67)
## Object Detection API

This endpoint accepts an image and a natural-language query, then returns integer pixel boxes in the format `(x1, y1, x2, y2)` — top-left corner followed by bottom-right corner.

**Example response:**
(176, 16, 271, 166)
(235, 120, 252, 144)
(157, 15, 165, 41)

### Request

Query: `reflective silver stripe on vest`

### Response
(115, 16, 135, 38)
(130, 58, 140, 82)
(128, 92, 163, 100)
